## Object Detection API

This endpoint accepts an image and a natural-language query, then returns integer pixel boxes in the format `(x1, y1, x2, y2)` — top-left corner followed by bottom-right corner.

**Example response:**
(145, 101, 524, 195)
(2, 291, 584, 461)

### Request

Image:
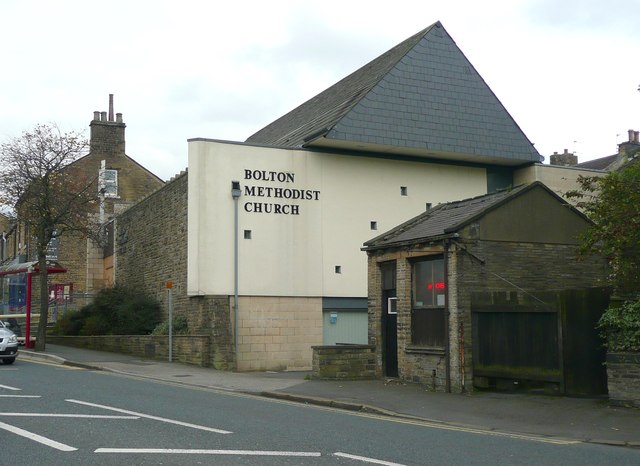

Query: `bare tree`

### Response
(0, 123, 99, 350)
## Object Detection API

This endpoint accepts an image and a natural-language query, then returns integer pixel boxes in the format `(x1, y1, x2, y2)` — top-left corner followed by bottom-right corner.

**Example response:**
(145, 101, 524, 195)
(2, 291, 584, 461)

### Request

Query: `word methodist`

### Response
(243, 169, 321, 215)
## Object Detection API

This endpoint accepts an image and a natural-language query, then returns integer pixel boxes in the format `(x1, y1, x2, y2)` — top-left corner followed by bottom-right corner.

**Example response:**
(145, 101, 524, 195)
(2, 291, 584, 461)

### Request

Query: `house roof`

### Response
(575, 153, 618, 171)
(247, 21, 541, 167)
(363, 182, 573, 251)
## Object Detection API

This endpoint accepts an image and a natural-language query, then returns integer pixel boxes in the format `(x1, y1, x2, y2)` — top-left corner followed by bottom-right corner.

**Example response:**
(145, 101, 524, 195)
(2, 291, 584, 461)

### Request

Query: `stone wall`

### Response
(236, 296, 323, 371)
(312, 345, 377, 379)
(452, 239, 606, 392)
(367, 240, 607, 393)
(48, 335, 211, 366)
(606, 352, 640, 408)
(116, 172, 191, 326)
(114, 172, 239, 370)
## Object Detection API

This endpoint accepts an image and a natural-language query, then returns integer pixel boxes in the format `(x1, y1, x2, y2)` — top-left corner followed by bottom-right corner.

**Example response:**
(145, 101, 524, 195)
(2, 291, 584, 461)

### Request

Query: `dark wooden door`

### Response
(380, 262, 398, 377)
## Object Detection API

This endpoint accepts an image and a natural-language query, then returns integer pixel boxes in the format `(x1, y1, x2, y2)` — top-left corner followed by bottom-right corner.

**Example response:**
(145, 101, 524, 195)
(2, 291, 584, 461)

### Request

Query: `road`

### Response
(1, 360, 638, 465)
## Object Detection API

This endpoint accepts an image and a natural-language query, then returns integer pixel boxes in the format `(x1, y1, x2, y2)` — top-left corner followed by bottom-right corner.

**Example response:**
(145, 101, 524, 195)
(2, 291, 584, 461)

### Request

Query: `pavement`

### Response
(17, 344, 640, 449)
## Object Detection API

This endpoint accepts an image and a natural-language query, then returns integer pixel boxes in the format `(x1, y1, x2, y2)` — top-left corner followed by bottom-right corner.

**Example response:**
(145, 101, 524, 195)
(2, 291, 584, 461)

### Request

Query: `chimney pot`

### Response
(116, 113, 123, 123)
(634, 131, 639, 144)
(564, 149, 568, 155)
(93, 111, 100, 121)
(100, 111, 107, 121)
(629, 129, 635, 142)
(108, 94, 114, 122)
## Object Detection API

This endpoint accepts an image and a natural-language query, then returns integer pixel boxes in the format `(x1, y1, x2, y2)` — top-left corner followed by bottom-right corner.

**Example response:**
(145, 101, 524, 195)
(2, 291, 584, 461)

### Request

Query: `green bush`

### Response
(151, 314, 190, 335)
(53, 285, 161, 336)
(598, 299, 640, 352)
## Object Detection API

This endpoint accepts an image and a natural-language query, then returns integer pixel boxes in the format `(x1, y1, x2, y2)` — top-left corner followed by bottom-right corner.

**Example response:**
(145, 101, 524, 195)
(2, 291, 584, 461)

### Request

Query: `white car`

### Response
(0, 321, 18, 365)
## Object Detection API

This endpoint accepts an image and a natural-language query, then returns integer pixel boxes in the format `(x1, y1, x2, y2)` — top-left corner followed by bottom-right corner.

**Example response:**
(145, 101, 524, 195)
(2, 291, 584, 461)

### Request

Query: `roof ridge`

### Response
(246, 23, 438, 146)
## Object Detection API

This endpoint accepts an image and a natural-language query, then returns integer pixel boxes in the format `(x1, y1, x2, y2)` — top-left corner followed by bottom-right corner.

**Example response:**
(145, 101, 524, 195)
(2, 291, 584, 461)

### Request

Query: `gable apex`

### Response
(247, 22, 541, 166)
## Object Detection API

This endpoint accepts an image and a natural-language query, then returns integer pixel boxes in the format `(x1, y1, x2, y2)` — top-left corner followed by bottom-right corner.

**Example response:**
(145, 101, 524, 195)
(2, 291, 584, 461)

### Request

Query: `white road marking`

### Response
(335, 452, 406, 465)
(0, 413, 138, 419)
(0, 420, 77, 451)
(66, 399, 232, 434)
(0, 384, 21, 391)
(95, 448, 321, 457)
(0, 395, 41, 398)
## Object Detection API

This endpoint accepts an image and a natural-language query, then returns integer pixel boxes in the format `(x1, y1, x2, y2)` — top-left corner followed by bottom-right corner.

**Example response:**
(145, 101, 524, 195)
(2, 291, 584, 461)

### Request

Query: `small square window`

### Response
(370, 221, 377, 230)
(401, 186, 408, 196)
(426, 202, 432, 211)
(335, 266, 342, 274)
(243, 230, 252, 239)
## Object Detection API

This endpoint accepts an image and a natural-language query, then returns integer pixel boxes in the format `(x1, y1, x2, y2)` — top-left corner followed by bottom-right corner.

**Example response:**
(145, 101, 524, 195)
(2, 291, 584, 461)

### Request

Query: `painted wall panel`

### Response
(188, 140, 487, 298)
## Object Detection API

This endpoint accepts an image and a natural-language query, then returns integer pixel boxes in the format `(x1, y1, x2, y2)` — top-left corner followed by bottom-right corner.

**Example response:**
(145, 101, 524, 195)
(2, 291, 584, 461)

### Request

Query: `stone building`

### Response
(362, 182, 608, 394)
(0, 213, 13, 262)
(2, 95, 164, 296)
(114, 22, 606, 371)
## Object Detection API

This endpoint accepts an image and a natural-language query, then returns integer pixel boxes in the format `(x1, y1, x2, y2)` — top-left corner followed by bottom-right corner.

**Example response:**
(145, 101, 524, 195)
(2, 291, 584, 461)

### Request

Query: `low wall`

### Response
(606, 352, 640, 408)
(47, 335, 211, 367)
(312, 345, 378, 380)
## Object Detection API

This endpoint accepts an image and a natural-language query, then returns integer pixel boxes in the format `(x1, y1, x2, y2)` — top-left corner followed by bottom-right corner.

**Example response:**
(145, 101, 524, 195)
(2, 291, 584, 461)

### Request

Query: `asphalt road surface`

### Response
(1, 359, 639, 465)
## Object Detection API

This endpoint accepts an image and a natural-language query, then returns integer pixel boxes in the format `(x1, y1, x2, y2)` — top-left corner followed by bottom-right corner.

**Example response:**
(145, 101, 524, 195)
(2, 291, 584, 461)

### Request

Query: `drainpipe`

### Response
(444, 240, 451, 393)
(231, 181, 242, 365)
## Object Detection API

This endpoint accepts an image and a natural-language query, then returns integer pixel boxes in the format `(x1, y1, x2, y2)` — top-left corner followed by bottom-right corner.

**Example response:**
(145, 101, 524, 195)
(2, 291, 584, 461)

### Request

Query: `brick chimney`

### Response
(618, 129, 640, 160)
(90, 94, 126, 157)
(549, 149, 577, 166)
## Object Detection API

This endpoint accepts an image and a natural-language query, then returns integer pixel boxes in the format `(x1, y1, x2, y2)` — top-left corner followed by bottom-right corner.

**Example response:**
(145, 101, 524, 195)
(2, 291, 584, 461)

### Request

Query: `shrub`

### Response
(53, 285, 161, 336)
(152, 314, 190, 335)
(598, 299, 640, 352)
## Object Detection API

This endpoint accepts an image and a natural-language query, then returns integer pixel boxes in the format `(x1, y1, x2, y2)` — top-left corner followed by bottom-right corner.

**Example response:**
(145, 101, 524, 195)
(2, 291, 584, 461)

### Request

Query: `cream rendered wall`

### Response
(188, 140, 487, 299)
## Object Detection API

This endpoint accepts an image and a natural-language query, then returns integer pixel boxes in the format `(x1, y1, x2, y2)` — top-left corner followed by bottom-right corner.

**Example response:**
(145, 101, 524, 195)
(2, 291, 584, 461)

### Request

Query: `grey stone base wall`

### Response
(312, 345, 378, 380)
(606, 352, 640, 408)
(400, 350, 448, 391)
(48, 335, 211, 367)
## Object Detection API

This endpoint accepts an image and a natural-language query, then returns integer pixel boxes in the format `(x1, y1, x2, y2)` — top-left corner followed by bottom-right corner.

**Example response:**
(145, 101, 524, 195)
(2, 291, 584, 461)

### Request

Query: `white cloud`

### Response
(1, 0, 639, 179)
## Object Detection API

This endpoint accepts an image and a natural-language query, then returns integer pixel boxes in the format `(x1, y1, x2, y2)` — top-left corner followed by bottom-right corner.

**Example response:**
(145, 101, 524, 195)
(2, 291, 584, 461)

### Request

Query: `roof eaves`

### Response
(362, 232, 458, 252)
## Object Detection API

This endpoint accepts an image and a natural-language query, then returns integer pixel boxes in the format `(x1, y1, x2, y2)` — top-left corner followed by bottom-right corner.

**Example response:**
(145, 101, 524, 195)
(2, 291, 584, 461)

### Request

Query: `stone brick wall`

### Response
(41, 112, 164, 294)
(48, 335, 211, 366)
(114, 172, 237, 371)
(236, 296, 322, 371)
(606, 352, 640, 408)
(116, 172, 190, 326)
(367, 240, 607, 393)
(312, 345, 377, 379)
(452, 239, 606, 392)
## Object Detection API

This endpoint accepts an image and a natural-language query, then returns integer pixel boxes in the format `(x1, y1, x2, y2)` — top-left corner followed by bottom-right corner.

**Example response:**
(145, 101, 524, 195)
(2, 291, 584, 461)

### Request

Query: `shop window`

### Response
(411, 256, 445, 348)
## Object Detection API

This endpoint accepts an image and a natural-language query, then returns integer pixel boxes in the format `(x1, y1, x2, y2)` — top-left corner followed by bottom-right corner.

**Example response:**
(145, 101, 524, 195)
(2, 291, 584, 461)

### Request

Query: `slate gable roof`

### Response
(363, 182, 568, 251)
(575, 153, 618, 171)
(247, 21, 542, 166)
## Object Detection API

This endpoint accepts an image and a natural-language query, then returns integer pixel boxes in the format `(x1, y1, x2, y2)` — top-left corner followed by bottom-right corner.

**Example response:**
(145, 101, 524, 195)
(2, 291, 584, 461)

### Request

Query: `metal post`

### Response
(231, 181, 241, 362)
(168, 287, 173, 363)
(25, 267, 33, 349)
(166, 281, 173, 363)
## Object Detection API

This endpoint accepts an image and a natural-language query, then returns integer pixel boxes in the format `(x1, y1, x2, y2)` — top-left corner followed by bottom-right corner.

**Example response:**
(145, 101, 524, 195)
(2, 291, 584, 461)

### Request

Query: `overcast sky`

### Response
(1, 0, 639, 180)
